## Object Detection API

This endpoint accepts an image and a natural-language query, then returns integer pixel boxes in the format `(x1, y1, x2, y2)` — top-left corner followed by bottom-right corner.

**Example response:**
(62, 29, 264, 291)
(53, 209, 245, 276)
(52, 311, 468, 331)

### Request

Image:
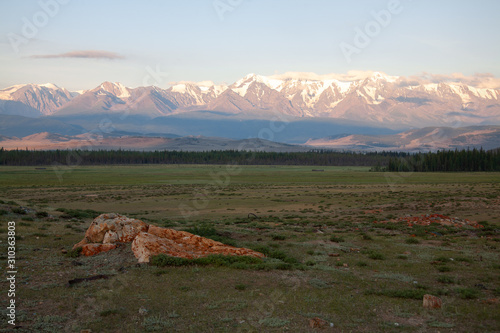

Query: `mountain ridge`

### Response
(306, 125, 500, 152)
(1, 72, 499, 129)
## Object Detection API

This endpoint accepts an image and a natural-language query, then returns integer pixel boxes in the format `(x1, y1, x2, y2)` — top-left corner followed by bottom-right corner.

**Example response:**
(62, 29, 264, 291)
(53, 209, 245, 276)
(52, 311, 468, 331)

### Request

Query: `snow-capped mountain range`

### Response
(1, 72, 499, 128)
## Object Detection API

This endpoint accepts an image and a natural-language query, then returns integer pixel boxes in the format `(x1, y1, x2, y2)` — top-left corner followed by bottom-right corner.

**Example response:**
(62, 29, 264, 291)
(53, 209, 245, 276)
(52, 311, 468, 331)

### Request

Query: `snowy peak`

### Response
(0, 83, 72, 115)
(96, 81, 131, 99)
(2, 72, 500, 128)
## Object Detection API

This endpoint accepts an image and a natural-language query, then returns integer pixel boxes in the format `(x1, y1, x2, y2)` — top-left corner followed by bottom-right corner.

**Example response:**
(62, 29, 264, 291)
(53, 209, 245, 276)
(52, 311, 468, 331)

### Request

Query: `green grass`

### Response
(366, 288, 427, 300)
(0, 165, 498, 332)
(330, 235, 345, 242)
(405, 237, 420, 244)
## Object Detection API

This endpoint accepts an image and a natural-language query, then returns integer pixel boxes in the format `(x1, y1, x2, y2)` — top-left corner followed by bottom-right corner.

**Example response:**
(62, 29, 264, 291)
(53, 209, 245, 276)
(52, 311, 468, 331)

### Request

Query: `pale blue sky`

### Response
(0, 0, 499, 90)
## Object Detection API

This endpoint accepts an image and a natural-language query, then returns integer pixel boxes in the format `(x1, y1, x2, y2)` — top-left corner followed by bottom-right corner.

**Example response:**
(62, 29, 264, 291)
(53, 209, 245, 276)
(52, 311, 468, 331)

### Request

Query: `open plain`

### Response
(0, 165, 499, 332)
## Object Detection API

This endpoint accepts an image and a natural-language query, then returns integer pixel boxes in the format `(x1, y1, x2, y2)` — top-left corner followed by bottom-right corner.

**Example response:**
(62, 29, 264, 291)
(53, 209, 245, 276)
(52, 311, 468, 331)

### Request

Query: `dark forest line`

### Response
(0, 148, 498, 171)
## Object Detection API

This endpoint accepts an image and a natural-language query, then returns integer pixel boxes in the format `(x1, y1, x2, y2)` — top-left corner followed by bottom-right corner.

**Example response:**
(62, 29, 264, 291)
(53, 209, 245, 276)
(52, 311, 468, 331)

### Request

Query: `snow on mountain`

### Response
(306, 125, 500, 152)
(0, 83, 73, 115)
(96, 81, 131, 99)
(2, 72, 499, 128)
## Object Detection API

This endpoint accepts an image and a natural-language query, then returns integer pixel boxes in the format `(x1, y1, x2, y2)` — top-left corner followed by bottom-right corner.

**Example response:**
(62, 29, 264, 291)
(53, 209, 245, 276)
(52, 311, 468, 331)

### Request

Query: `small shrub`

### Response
(12, 207, 26, 215)
(437, 266, 452, 272)
(330, 235, 345, 243)
(356, 261, 368, 267)
(0, 209, 8, 215)
(235, 284, 247, 291)
(184, 224, 236, 246)
(36, 211, 49, 218)
(437, 276, 455, 284)
(150, 254, 262, 268)
(258, 317, 290, 328)
(184, 224, 217, 237)
(58, 208, 101, 219)
(66, 247, 82, 258)
(142, 315, 173, 331)
(397, 255, 408, 260)
(456, 287, 479, 299)
(428, 321, 455, 328)
(308, 278, 330, 289)
(368, 252, 385, 260)
(152, 269, 168, 276)
(405, 238, 420, 244)
(361, 233, 373, 240)
(435, 256, 451, 263)
(100, 309, 122, 317)
(366, 288, 426, 299)
(272, 234, 286, 241)
(454, 256, 472, 263)
(22, 217, 34, 221)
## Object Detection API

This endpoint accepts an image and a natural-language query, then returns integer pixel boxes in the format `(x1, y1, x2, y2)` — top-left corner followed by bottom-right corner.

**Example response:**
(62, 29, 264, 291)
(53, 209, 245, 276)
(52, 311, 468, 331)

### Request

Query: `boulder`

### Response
(423, 294, 442, 309)
(80, 244, 117, 256)
(309, 317, 328, 329)
(132, 228, 265, 263)
(73, 213, 148, 249)
(73, 213, 265, 262)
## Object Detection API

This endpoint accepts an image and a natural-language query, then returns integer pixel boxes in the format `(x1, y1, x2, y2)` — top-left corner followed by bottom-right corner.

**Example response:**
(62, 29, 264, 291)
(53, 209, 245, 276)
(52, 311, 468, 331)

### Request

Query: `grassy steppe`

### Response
(0, 165, 499, 332)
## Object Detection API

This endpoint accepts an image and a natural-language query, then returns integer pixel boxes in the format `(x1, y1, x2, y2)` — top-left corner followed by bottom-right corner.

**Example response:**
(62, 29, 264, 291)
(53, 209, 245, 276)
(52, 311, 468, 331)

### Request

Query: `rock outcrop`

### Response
(423, 294, 442, 309)
(373, 213, 483, 229)
(73, 213, 264, 263)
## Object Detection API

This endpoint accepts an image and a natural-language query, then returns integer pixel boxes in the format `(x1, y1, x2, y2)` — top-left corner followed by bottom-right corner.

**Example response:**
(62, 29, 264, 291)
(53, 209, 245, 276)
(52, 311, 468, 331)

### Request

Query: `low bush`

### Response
(12, 207, 26, 215)
(366, 288, 427, 299)
(456, 287, 480, 299)
(330, 235, 345, 242)
(271, 234, 286, 241)
(405, 237, 420, 244)
(57, 208, 101, 219)
(150, 254, 261, 268)
(36, 211, 49, 218)
(66, 247, 82, 258)
(437, 276, 455, 284)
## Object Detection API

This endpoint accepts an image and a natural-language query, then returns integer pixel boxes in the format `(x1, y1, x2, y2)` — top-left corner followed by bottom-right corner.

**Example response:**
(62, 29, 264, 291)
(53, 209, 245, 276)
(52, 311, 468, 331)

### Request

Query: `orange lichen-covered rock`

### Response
(375, 214, 483, 229)
(72, 213, 265, 262)
(132, 229, 265, 263)
(309, 317, 328, 329)
(80, 243, 117, 256)
(423, 294, 442, 309)
(72, 213, 148, 249)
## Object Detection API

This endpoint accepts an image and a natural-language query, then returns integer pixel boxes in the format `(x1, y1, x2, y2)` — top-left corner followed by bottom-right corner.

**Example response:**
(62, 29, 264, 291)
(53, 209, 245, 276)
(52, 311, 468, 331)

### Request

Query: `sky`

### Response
(0, 0, 499, 91)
